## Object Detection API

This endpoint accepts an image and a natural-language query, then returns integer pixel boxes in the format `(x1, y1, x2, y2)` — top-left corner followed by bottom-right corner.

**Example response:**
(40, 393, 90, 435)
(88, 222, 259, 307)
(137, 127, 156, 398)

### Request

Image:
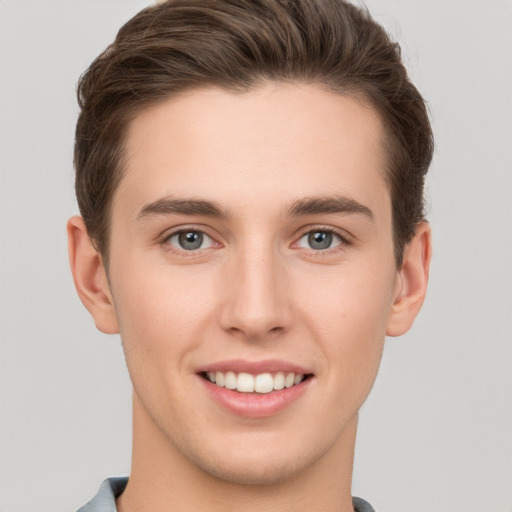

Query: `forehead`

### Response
(116, 82, 390, 219)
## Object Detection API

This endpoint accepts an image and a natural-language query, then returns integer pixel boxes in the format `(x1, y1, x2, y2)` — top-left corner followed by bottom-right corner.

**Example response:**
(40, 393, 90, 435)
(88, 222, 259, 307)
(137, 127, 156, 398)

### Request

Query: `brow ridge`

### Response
(137, 197, 226, 219)
(287, 195, 374, 219)
(137, 194, 373, 221)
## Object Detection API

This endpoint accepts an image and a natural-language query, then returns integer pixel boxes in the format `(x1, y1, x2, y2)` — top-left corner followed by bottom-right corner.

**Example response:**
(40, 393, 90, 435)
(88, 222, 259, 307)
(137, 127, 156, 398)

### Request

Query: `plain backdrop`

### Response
(0, 1, 511, 511)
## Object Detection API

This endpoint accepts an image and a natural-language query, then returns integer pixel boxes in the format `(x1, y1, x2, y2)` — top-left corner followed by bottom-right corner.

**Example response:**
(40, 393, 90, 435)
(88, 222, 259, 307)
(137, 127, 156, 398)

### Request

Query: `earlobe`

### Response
(386, 222, 432, 337)
(67, 216, 119, 334)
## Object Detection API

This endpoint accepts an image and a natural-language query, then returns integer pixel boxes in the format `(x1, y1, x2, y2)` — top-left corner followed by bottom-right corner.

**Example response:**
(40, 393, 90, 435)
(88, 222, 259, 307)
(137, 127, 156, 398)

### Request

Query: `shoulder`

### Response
(76, 477, 128, 512)
(353, 496, 377, 512)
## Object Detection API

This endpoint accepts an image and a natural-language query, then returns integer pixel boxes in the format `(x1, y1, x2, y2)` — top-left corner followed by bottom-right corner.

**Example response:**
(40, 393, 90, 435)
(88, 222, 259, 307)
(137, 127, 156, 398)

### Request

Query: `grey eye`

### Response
(167, 230, 213, 251)
(297, 230, 342, 250)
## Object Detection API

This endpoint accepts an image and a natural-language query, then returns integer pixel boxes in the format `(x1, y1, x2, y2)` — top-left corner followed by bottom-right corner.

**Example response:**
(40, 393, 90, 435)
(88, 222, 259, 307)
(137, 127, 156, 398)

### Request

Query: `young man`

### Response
(68, 1, 433, 511)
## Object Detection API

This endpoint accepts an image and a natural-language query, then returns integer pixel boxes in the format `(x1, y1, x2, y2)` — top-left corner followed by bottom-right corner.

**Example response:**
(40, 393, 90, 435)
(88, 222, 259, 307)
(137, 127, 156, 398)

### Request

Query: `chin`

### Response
(168, 427, 333, 488)
(193, 450, 311, 486)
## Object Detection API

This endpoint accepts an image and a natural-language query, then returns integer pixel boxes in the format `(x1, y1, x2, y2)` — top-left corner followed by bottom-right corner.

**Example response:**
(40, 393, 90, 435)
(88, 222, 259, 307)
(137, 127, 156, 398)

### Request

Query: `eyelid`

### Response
(292, 225, 353, 250)
(157, 223, 353, 254)
(159, 225, 222, 254)
(167, 230, 214, 249)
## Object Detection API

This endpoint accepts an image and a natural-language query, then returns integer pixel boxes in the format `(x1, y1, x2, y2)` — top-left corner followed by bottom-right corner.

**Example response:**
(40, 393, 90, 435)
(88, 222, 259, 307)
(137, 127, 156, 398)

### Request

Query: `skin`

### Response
(68, 82, 431, 512)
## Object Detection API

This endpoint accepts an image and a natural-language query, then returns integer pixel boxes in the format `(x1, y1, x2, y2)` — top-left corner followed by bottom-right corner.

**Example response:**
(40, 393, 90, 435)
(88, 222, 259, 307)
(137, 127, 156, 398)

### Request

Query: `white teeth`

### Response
(237, 372, 255, 392)
(206, 370, 306, 393)
(224, 371, 237, 390)
(254, 373, 273, 393)
(274, 371, 285, 390)
(284, 372, 295, 388)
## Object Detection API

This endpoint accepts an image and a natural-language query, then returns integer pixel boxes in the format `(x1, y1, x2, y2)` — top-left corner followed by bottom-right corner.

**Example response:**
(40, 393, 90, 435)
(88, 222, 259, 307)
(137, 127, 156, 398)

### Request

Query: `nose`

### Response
(219, 243, 292, 342)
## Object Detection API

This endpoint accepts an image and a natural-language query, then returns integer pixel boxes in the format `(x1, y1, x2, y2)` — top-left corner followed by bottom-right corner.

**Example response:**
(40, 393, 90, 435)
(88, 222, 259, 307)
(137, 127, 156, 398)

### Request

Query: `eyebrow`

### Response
(137, 197, 227, 220)
(137, 194, 373, 221)
(286, 195, 374, 220)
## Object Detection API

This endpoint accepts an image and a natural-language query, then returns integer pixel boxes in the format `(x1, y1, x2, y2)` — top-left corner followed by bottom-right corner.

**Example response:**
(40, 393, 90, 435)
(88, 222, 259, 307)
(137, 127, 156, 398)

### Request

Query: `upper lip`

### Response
(197, 359, 312, 375)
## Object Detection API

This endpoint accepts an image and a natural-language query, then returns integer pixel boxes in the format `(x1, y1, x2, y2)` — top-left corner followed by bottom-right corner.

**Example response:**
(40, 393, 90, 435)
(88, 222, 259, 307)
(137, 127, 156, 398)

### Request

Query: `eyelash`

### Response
(160, 227, 220, 257)
(159, 225, 352, 255)
(294, 226, 351, 253)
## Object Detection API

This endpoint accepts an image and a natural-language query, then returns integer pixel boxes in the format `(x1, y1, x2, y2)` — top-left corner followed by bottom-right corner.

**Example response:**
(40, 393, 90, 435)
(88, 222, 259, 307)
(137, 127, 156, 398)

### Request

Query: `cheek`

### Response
(111, 271, 214, 423)
(300, 259, 396, 390)
(300, 257, 396, 336)
(110, 261, 215, 370)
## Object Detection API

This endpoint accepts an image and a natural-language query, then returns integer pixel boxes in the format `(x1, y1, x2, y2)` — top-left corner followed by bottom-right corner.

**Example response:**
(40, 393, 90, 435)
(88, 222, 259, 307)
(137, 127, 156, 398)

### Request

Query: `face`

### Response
(106, 83, 401, 484)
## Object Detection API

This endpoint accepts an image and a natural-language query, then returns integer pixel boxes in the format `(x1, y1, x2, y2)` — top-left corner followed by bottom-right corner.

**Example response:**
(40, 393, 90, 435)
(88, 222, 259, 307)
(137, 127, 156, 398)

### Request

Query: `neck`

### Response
(117, 392, 358, 512)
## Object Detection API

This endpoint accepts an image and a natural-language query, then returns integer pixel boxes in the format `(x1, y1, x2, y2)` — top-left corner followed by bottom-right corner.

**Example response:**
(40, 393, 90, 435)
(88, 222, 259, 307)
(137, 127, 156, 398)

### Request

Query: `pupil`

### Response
(308, 231, 332, 250)
(179, 231, 203, 250)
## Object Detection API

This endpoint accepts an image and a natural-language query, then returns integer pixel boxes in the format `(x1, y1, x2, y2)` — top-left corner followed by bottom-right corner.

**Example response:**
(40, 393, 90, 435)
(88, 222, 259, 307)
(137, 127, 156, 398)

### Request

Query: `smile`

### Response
(204, 371, 306, 394)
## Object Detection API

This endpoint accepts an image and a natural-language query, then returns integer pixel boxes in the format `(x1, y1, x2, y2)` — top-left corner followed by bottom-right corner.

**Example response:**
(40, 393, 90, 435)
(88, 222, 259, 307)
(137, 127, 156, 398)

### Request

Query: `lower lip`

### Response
(199, 376, 312, 418)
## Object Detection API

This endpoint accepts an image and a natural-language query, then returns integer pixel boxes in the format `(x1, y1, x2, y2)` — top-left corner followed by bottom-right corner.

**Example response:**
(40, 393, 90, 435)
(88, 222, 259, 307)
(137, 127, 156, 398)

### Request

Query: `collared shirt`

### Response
(77, 477, 376, 512)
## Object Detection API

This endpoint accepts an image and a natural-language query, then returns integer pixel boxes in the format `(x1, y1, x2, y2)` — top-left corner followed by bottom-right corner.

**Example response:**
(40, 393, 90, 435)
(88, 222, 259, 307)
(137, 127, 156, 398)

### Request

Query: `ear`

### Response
(386, 222, 432, 337)
(67, 216, 119, 334)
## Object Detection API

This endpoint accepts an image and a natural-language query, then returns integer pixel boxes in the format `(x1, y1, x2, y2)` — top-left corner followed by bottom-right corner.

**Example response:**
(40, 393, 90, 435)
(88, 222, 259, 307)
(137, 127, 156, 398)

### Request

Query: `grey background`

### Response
(0, 1, 510, 511)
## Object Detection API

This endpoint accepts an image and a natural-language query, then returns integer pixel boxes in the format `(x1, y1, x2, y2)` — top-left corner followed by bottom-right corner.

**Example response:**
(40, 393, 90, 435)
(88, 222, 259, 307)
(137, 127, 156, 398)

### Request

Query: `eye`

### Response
(296, 230, 343, 251)
(166, 230, 214, 251)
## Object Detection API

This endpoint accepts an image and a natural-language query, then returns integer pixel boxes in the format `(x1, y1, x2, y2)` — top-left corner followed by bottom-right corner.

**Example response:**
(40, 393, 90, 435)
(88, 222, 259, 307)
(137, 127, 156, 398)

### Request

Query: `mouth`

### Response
(197, 360, 314, 417)
(200, 370, 312, 394)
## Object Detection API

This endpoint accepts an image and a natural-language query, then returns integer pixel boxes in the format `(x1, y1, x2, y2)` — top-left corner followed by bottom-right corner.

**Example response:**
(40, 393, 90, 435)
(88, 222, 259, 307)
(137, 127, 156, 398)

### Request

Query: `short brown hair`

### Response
(74, 0, 433, 267)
